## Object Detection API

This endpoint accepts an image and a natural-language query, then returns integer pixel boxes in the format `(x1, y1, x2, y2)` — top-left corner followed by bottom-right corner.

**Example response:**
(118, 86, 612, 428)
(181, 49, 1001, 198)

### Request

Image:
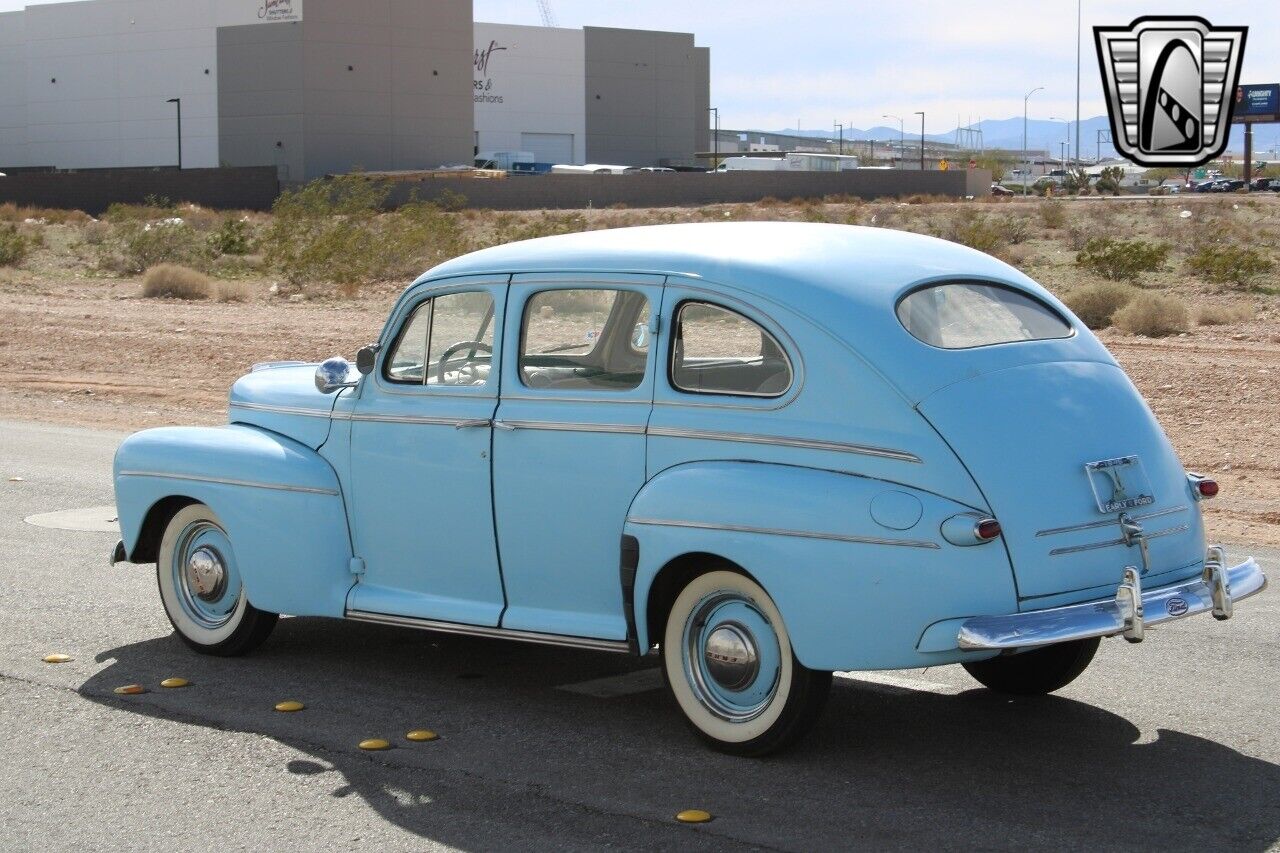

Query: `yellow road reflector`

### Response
(113, 684, 146, 695)
(675, 809, 713, 824)
(359, 738, 391, 751)
(42, 654, 73, 664)
(160, 677, 190, 688)
(405, 729, 439, 742)
(274, 701, 305, 712)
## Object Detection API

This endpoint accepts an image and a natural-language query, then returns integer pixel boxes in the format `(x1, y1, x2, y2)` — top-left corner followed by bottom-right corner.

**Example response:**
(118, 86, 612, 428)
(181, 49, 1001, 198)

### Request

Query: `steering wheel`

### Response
(436, 341, 493, 385)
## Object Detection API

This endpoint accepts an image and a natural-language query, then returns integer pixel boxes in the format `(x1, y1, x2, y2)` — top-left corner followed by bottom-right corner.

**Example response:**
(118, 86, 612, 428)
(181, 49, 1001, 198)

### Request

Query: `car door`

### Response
(346, 277, 508, 627)
(491, 274, 664, 640)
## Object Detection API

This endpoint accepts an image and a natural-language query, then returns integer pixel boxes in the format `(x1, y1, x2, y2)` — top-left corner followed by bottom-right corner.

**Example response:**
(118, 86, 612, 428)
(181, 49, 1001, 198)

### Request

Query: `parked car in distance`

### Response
(991, 183, 1015, 196)
(110, 223, 1268, 756)
(1250, 177, 1280, 191)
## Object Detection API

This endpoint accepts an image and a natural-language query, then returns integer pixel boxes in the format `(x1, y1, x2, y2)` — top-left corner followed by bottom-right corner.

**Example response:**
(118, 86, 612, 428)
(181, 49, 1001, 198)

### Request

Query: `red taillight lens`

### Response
(1197, 479, 1219, 498)
(975, 519, 1002, 540)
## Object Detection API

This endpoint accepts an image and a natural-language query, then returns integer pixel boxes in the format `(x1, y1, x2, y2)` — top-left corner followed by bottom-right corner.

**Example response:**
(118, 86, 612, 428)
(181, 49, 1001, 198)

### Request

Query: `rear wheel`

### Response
(661, 570, 830, 757)
(156, 503, 277, 656)
(962, 637, 1100, 695)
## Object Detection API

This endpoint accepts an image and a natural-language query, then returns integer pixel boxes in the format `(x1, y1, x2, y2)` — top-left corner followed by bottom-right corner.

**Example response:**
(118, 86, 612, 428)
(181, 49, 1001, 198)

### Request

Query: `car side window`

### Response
(384, 291, 495, 386)
(519, 289, 650, 391)
(670, 301, 793, 397)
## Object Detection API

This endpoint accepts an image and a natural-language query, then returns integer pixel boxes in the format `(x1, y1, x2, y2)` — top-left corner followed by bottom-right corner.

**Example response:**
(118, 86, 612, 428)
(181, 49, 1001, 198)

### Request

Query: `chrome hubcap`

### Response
(185, 546, 226, 602)
(703, 623, 759, 690)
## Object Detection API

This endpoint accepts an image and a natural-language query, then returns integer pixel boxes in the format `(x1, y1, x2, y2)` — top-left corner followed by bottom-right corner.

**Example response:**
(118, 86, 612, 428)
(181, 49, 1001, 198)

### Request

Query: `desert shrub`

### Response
(208, 216, 253, 256)
(435, 189, 469, 212)
(0, 203, 92, 224)
(0, 225, 29, 266)
(942, 210, 1005, 254)
(141, 263, 213, 299)
(215, 280, 252, 303)
(1039, 202, 1067, 229)
(1112, 292, 1188, 336)
(1186, 244, 1274, 290)
(80, 220, 110, 246)
(900, 194, 952, 205)
(103, 195, 175, 222)
(108, 219, 208, 274)
(1196, 302, 1253, 326)
(798, 202, 831, 223)
(1064, 281, 1139, 328)
(1076, 237, 1169, 281)
(758, 196, 783, 208)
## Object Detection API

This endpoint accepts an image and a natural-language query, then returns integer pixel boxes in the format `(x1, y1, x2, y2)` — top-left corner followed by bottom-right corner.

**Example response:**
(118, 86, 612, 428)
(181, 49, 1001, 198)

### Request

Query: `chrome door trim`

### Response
(116, 470, 339, 496)
(496, 420, 647, 435)
(646, 426, 921, 464)
(1035, 505, 1189, 537)
(229, 401, 334, 419)
(335, 412, 483, 427)
(627, 517, 941, 549)
(1048, 523, 1190, 556)
(345, 610, 631, 653)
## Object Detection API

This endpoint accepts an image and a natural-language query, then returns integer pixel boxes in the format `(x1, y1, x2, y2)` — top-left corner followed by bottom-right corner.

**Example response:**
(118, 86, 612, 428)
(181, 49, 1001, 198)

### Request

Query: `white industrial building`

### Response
(0, 0, 709, 178)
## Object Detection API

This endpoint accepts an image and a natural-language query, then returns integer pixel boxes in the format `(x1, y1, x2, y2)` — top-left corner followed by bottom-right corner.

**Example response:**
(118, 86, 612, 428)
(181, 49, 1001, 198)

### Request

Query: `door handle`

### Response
(493, 419, 517, 431)
(454, 418, 492, 430)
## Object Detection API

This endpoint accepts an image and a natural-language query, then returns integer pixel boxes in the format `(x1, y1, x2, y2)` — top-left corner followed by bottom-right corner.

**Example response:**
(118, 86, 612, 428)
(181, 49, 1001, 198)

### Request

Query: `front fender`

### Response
(627, 461, 1015, 670)
(113, 425, 353, 618)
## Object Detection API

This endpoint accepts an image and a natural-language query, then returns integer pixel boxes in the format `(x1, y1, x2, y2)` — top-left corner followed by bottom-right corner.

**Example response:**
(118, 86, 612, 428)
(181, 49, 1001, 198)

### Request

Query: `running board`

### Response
(345, 609, 632, 654)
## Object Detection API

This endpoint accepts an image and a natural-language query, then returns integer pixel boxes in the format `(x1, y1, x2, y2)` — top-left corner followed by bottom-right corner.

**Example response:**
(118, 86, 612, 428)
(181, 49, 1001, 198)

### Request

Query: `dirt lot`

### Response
(1, 194, 1276, 545)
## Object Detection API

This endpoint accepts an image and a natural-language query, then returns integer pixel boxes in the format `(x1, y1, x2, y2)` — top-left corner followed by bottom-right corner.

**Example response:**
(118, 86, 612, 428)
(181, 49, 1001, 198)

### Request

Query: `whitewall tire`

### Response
(661, 570, 830, 756)
(156, 503, 277, 656)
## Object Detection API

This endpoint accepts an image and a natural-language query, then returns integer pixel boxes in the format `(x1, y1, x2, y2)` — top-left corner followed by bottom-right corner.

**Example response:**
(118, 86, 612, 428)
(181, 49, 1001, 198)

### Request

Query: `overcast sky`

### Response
(4, 0, 1276, 132)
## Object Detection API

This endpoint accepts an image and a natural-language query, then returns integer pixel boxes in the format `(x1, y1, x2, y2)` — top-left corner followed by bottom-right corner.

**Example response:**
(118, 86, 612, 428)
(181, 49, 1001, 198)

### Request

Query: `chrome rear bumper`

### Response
(957, 547, 1267, 651)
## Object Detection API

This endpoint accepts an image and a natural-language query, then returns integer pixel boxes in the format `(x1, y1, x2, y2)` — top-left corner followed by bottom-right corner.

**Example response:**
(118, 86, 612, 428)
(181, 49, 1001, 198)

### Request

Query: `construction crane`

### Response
(535, 0, 558, 27)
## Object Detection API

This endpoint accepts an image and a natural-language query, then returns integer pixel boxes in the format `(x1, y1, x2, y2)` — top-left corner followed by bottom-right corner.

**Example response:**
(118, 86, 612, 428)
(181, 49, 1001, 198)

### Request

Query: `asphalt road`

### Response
(2, 419, 1277, 852)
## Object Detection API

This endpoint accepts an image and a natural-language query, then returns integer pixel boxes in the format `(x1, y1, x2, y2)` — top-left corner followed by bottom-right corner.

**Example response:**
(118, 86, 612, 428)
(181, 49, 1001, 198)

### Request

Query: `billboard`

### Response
(1232, 84, 1279, 123)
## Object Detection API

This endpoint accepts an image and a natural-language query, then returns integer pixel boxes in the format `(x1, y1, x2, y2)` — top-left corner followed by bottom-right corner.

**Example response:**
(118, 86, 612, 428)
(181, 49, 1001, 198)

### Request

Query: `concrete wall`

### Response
(0, 11, 28, 168)
(0, 166, 280, 214)
(217, 22, 306, 181)
(583, 27, 704, 168)
(692, 46, 710, 157)
(384, 169, 992, 210)
(473, 23, 586, 165)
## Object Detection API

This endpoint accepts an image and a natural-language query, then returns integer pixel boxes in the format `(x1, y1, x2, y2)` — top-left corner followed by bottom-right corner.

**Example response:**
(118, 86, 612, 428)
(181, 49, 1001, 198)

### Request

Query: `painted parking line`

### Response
(556, 668, 665, 698)
(835, 671, 958, 694)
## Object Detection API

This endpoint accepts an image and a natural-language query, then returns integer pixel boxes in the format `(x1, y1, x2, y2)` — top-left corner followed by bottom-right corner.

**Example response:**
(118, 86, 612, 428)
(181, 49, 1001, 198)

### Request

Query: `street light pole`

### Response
(166, 97, 182, 169)
(1075, 0, 1082, 174)
(834, 121, 843, 155)
(914, 111, 925, 170)
(883, 114, 903, 169)
(709, 106, 719, 171)
(1023, 86, 1043, 196)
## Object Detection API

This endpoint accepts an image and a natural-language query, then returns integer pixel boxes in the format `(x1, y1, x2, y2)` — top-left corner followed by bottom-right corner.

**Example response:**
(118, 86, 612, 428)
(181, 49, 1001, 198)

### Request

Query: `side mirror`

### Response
(631, 323, 649, 349)
(356, 343, 379, 375)
(314, 357, 358, 394)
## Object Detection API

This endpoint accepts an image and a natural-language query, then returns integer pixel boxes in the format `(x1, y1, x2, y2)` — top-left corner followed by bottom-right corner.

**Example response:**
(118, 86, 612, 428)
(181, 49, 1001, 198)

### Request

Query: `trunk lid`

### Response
(918, 360, 1204, 606)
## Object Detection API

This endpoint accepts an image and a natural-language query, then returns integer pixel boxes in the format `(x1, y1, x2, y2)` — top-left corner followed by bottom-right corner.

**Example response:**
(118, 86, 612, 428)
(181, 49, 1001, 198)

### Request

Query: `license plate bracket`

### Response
(1085, 455, 1155, 514)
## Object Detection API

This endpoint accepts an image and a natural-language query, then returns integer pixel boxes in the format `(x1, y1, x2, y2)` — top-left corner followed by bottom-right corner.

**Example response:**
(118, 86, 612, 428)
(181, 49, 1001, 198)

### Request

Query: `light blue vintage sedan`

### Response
(112, 222, 1266, 755)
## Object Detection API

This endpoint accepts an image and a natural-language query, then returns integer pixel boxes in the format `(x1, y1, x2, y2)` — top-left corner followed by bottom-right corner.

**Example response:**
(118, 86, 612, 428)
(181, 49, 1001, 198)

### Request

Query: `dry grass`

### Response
(141, 263, 214, 300)
(1113, 292, 1189, 337)
(1196, 302, 1254, 326)
(214, 280, 252, 303)
(1064, 281, 1139, 329)
(0, 202, 93, 224)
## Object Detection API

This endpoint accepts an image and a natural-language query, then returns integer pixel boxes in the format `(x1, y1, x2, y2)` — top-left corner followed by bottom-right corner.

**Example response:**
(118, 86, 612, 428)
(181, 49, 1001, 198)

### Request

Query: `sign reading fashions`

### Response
(474, 40, 507, 104)
(216, 0, 303, 27)
(1095, 16, 1247, 167)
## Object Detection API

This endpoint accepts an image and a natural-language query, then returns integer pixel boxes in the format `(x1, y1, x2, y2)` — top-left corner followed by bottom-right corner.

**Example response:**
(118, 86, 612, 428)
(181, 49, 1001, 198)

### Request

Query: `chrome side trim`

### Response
(115, 470, 340, 496)
(230, 401, 334, 419)
(955, 555, 1267, 650)
(627, 517, 941, 549)
(1048, 523, 1189, 556)
(499, 420, 647, 435)
(646, 426, 921, 464)
(344, 610, 631, 653)
(1036, 505, 1189, 538)
(336, 412, 478, 427)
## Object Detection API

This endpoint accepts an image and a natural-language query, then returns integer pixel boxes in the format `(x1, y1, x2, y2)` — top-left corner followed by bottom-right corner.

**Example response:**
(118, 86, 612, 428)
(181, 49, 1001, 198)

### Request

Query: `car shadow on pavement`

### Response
(79, 616, 1280, 850)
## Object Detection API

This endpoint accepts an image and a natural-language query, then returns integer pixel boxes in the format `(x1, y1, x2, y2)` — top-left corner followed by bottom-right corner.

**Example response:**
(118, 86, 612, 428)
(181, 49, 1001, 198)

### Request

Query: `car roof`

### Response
(418, 222, 1113, 403)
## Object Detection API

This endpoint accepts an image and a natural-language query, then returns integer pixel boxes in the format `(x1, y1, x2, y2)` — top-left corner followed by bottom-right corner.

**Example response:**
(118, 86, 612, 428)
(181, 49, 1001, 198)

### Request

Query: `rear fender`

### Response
(113, 425, 353, 617)
(626, 461, 1017, 671)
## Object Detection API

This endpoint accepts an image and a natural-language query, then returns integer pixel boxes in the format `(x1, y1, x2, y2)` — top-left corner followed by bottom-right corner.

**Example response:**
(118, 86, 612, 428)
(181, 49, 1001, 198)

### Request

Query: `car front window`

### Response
(896, 282, 1073, 350)
(385, 291, 495, 386)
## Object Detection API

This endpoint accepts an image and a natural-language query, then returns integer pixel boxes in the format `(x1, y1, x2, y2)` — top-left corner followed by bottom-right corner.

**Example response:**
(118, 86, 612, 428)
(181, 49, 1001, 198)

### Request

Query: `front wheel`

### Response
(961, 637, 1100, 696)
(662, 570, 830, 757)
(156, 503, 277, 656)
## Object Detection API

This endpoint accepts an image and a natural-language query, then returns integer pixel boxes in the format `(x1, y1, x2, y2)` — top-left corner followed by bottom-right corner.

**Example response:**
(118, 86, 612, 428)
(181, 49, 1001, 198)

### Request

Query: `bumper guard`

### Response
(957, 547, 1266, 651)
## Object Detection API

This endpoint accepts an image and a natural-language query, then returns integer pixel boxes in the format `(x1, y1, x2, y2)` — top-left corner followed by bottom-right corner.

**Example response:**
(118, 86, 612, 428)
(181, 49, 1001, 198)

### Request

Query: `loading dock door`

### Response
(520, 133, 575, 165)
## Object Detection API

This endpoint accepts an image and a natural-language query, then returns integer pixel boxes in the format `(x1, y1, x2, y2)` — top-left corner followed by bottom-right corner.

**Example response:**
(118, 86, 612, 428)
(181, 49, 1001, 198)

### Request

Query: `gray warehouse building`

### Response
(0, 0, 709, 180)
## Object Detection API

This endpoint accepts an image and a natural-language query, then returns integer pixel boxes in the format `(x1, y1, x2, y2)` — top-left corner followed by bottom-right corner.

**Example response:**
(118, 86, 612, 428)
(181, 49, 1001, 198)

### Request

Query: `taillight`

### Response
(975, 518, 1002, 540)
(1197, 478, 1219, 498)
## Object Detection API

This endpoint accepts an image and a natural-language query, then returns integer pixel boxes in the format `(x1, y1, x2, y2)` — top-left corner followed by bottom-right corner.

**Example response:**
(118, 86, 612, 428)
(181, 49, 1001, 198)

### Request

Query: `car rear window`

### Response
(896, 282, 1073, 349)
